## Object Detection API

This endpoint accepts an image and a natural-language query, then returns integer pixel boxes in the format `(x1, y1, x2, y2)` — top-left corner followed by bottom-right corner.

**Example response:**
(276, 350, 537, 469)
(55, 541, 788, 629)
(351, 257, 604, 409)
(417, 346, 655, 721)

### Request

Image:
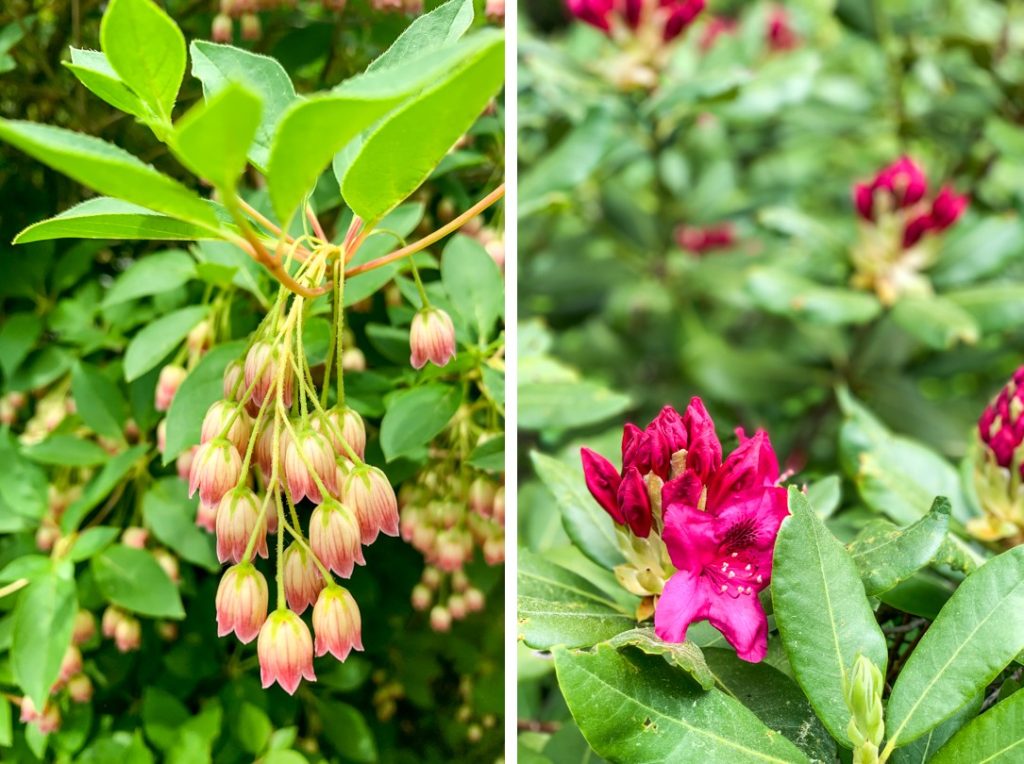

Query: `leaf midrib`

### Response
(519, 569, 630, 613)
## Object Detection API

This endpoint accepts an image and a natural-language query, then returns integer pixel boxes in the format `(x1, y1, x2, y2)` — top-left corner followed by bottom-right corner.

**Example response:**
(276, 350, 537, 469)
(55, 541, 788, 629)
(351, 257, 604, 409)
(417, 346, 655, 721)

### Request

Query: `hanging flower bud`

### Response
(72, 610, 96, 645)
(19, 696, 40, 724)
(244, 341, 293, 416)
(448, 594, 467, 620)
(189, 438, 242, 506)
(452, 569, 469, 592)
(155, 365, 187, 412)
(35, 521, 59, 552)
(493, 485, 505, 524)
(485, 0, 503, 23)
(429, 605, 451, 632)
(196, 499, 218, 533)
(314, 406, 366, 461)
(121, 526, 148, 549)
(469, 477, 496, 517)
(282, 542, 325, 614)
(254, 419, 280, 476)
(285, 428, 337, 504)
(344, 465, 400, 544)
(101, 606, 123, 639)
(422, 566, 442, 589)
(465, 587, 485, 612)
(114, 615, 141, 653)
(156, 419, 167, 454)
(257, 610, 316, 694)
(409, 308, 456, 369)
(310, 500, 364, 577)
(312, 585, 363, 661)
(483, 535, 504, 565)
(201, 400, 253, 455)
(341, 347, 366, 371)
(153, 548, 180, 585)
(216, 563, 269, 644)
(177, 446, 197, 482)
(67, 674, 93, 704)
(411, 584, 432, 611)
(211, 12, 233, 42)
(216, 487, 268, 563)
(240, 12, 261, 40)
(223, 359, 244, 401)
(58, 645, 83, 684)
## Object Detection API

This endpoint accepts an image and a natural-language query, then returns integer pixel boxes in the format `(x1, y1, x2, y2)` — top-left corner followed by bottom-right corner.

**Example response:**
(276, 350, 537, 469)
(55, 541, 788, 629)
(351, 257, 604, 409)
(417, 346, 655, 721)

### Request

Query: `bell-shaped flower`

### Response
(257, 610, 316, 694)
(215, 563, 268, 644)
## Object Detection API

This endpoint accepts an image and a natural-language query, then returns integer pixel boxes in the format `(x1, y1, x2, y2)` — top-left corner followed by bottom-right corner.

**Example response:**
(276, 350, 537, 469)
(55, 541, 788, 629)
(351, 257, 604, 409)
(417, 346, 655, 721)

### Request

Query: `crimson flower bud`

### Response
(216, 563, 268, 644)
(409, 308, 456, 369)
(188, 438, 242, 506)
(121, 526, 148, 549)
(196, 499, 218, 533)
(67, 674, 93, 704)
(282, 542, 325, 614)
(312, 585, 363, 661)
(243, 341, 293, 416)
(155, 365, 187, 412)
(201, 400, 253, 455)
(216, 487, 268, 563)
(344, 465, 400, 544)
(114, 615, 141, 653)
(411, 584, 432, 611)
(72, 610, 96, 645)
(258, 610, 316, 694)
(285, 428, 337, 504)
(309, 500, 364, 577)
(429, 605, 451, 632)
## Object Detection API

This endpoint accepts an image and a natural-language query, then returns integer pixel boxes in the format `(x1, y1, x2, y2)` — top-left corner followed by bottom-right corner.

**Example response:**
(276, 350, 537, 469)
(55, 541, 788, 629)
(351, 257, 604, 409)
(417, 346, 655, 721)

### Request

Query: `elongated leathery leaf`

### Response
(848, 496, 951, 596)
(605, 627, 715, 690)
(554, 645, 809, 763)
(930, 689, 1024, 763)
(772, 487, 887, 746)
(884, 546, 1024, 750)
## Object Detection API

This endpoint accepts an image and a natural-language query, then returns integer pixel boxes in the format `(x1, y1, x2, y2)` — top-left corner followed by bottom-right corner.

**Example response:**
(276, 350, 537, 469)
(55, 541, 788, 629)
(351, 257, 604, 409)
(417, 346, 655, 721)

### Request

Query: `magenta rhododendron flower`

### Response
(766, 6, 798, 52)
(675, 223, 736, 255)
(978, 367, 1024, 471)
(567, 0, 705, 42)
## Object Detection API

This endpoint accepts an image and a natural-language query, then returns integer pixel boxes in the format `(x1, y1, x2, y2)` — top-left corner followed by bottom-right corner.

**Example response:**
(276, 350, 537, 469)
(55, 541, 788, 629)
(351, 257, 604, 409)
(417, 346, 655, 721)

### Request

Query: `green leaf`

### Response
(341, 32, 504, 222)
(885, 546, 1024, 749)
(890, 696, 982, 764)
(468, 436, 504, 472)
(848, 497, 951, 596)
(441, 235, 504, 343)
(367, 0, 474, 73)
(605, 627, 714, 690)
(946, 283, 1024, 335)
(316, 700, 377, 763)
(236, 703, 272, 755)
(530, 451, 623, 569)
(124, 305, 209, 382)
(11, 572, 77, 709)
(171, 83, 262, 188)
(104, 249, 197, 307)
(162, 341, 245, 463)
(64, 48, 148, 119)
(930, 690, 1024, 763)
(554, 645, 809, 763)
(142, 687, 189, 751)
(772, 487, 888, 746)
(746, 267, 882, 326)
(189, 41, 298, 172)
(0, 313, 42, 377)
(72, 361, 128, 439)
(518, 551, 634, 649)
(142, 478, 219, 571)
(100, 0, 185, 120)
(519, 381, 632, 431)
(342, 203, 427, 306)
(806, 475, 841, 519)
(14, 198, 220, 245)
(379, 383, 462, 461)
(68, 526, 121, 562)
(22, 435, 110, 467)
(891, 295, 980, 350)
(92, 544, 185, 619)
(0, 120, 219, 230)
(61, 445, 149, 532)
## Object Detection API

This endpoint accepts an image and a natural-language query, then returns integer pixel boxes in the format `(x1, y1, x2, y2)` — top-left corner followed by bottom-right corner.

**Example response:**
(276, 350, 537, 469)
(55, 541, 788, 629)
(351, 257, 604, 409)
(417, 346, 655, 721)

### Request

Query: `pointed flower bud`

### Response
(409, 308, 456, 369)
(155, 365, 187, 412)
(101, 606, 123, 639)
(72, 610, 96, 645)
(216, 487, 268, 563)
(114, 615, 141, 653)
(121, 526, 148, 549)
(189, 438, 242, 506)
(223, 359, 243, 401)
(58, 645, 83, 683)
(282, 542, 325, 614)
(216, 563, 268, 644)
(411, 584, 432, 611)
(201, 400, 253, 455)
(243, 340, 293, 416)
(312, 585, 363, 661)
(67, 674, 93, 704)
(257, 610, 316, 694)
(344, 465, 400, 544)
(285, 428, 337, 504)
(469, 477, 496, 517)
(153, 548, 180, 584)
(309, 500, 364, 577)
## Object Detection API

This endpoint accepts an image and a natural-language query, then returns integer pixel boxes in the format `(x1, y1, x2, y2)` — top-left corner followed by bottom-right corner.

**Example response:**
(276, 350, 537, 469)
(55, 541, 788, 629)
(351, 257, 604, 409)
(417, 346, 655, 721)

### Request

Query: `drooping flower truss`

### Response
(971, 366, 1024, 546)
(850, 156, 968, 304)
(581, 398, 788, 662)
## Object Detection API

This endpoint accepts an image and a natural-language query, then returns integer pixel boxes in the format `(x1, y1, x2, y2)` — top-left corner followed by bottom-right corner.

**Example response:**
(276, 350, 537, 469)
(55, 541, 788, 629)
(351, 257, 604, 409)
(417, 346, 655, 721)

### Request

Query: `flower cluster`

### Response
(850, 156, 968, 304)
(568, 0, 705, 42)
(699, 6, 798, 54)
(581, 398, 788, 662)
(971, 366, 1024, 545)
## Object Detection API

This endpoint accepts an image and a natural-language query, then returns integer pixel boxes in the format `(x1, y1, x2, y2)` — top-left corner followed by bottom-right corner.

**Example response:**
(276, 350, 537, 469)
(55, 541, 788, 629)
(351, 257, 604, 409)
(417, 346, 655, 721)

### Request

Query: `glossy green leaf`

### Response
(14, 197, 220, 245)
(103, 249, 197, 307)
(0, 120, 219, 230)
(848, 497, 951, 596)
(189, 41, 297, 172)
(92, 544, 185, 619)
(68, 526, 121, 562)
(11, 572, 78, 709)
(341, 32, 503, 222)
(124, 305, 209, 382)
(772, 487, 887, 746)
(64, 48, 148, 119)
(530, 451, 623, 569)
(806, 475, 841, 519)
(440, 234, 504, 343)
(605, 627, 714, 690)
(519, 381, 632, 431)
(60, 445, 149, 532)
(930, 689, 1024, 763)
(885, 546, 1024, 749)
(162, 341, 245, 463)
(171, 83, 262, 188)
(22, 435, 110, 467)
(554, 646, 809, 763)
(142, 477, 219, 571)
(316, 700, 378, 763)
(71, 361, 128, 439)
(518, 551, 634, 650)
(746, 267, 881, 326)
(0, 313, 43, 377)
(379, 383, 462, 461)
(890, 696, 982, 764)
(891, 295, 980, 350)
(100, 0, 185, 120)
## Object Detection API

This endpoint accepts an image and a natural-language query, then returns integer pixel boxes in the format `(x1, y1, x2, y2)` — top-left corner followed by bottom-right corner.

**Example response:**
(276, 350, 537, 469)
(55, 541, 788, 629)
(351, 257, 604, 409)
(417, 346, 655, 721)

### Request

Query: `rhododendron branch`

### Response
(345, 183, 505, 277)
